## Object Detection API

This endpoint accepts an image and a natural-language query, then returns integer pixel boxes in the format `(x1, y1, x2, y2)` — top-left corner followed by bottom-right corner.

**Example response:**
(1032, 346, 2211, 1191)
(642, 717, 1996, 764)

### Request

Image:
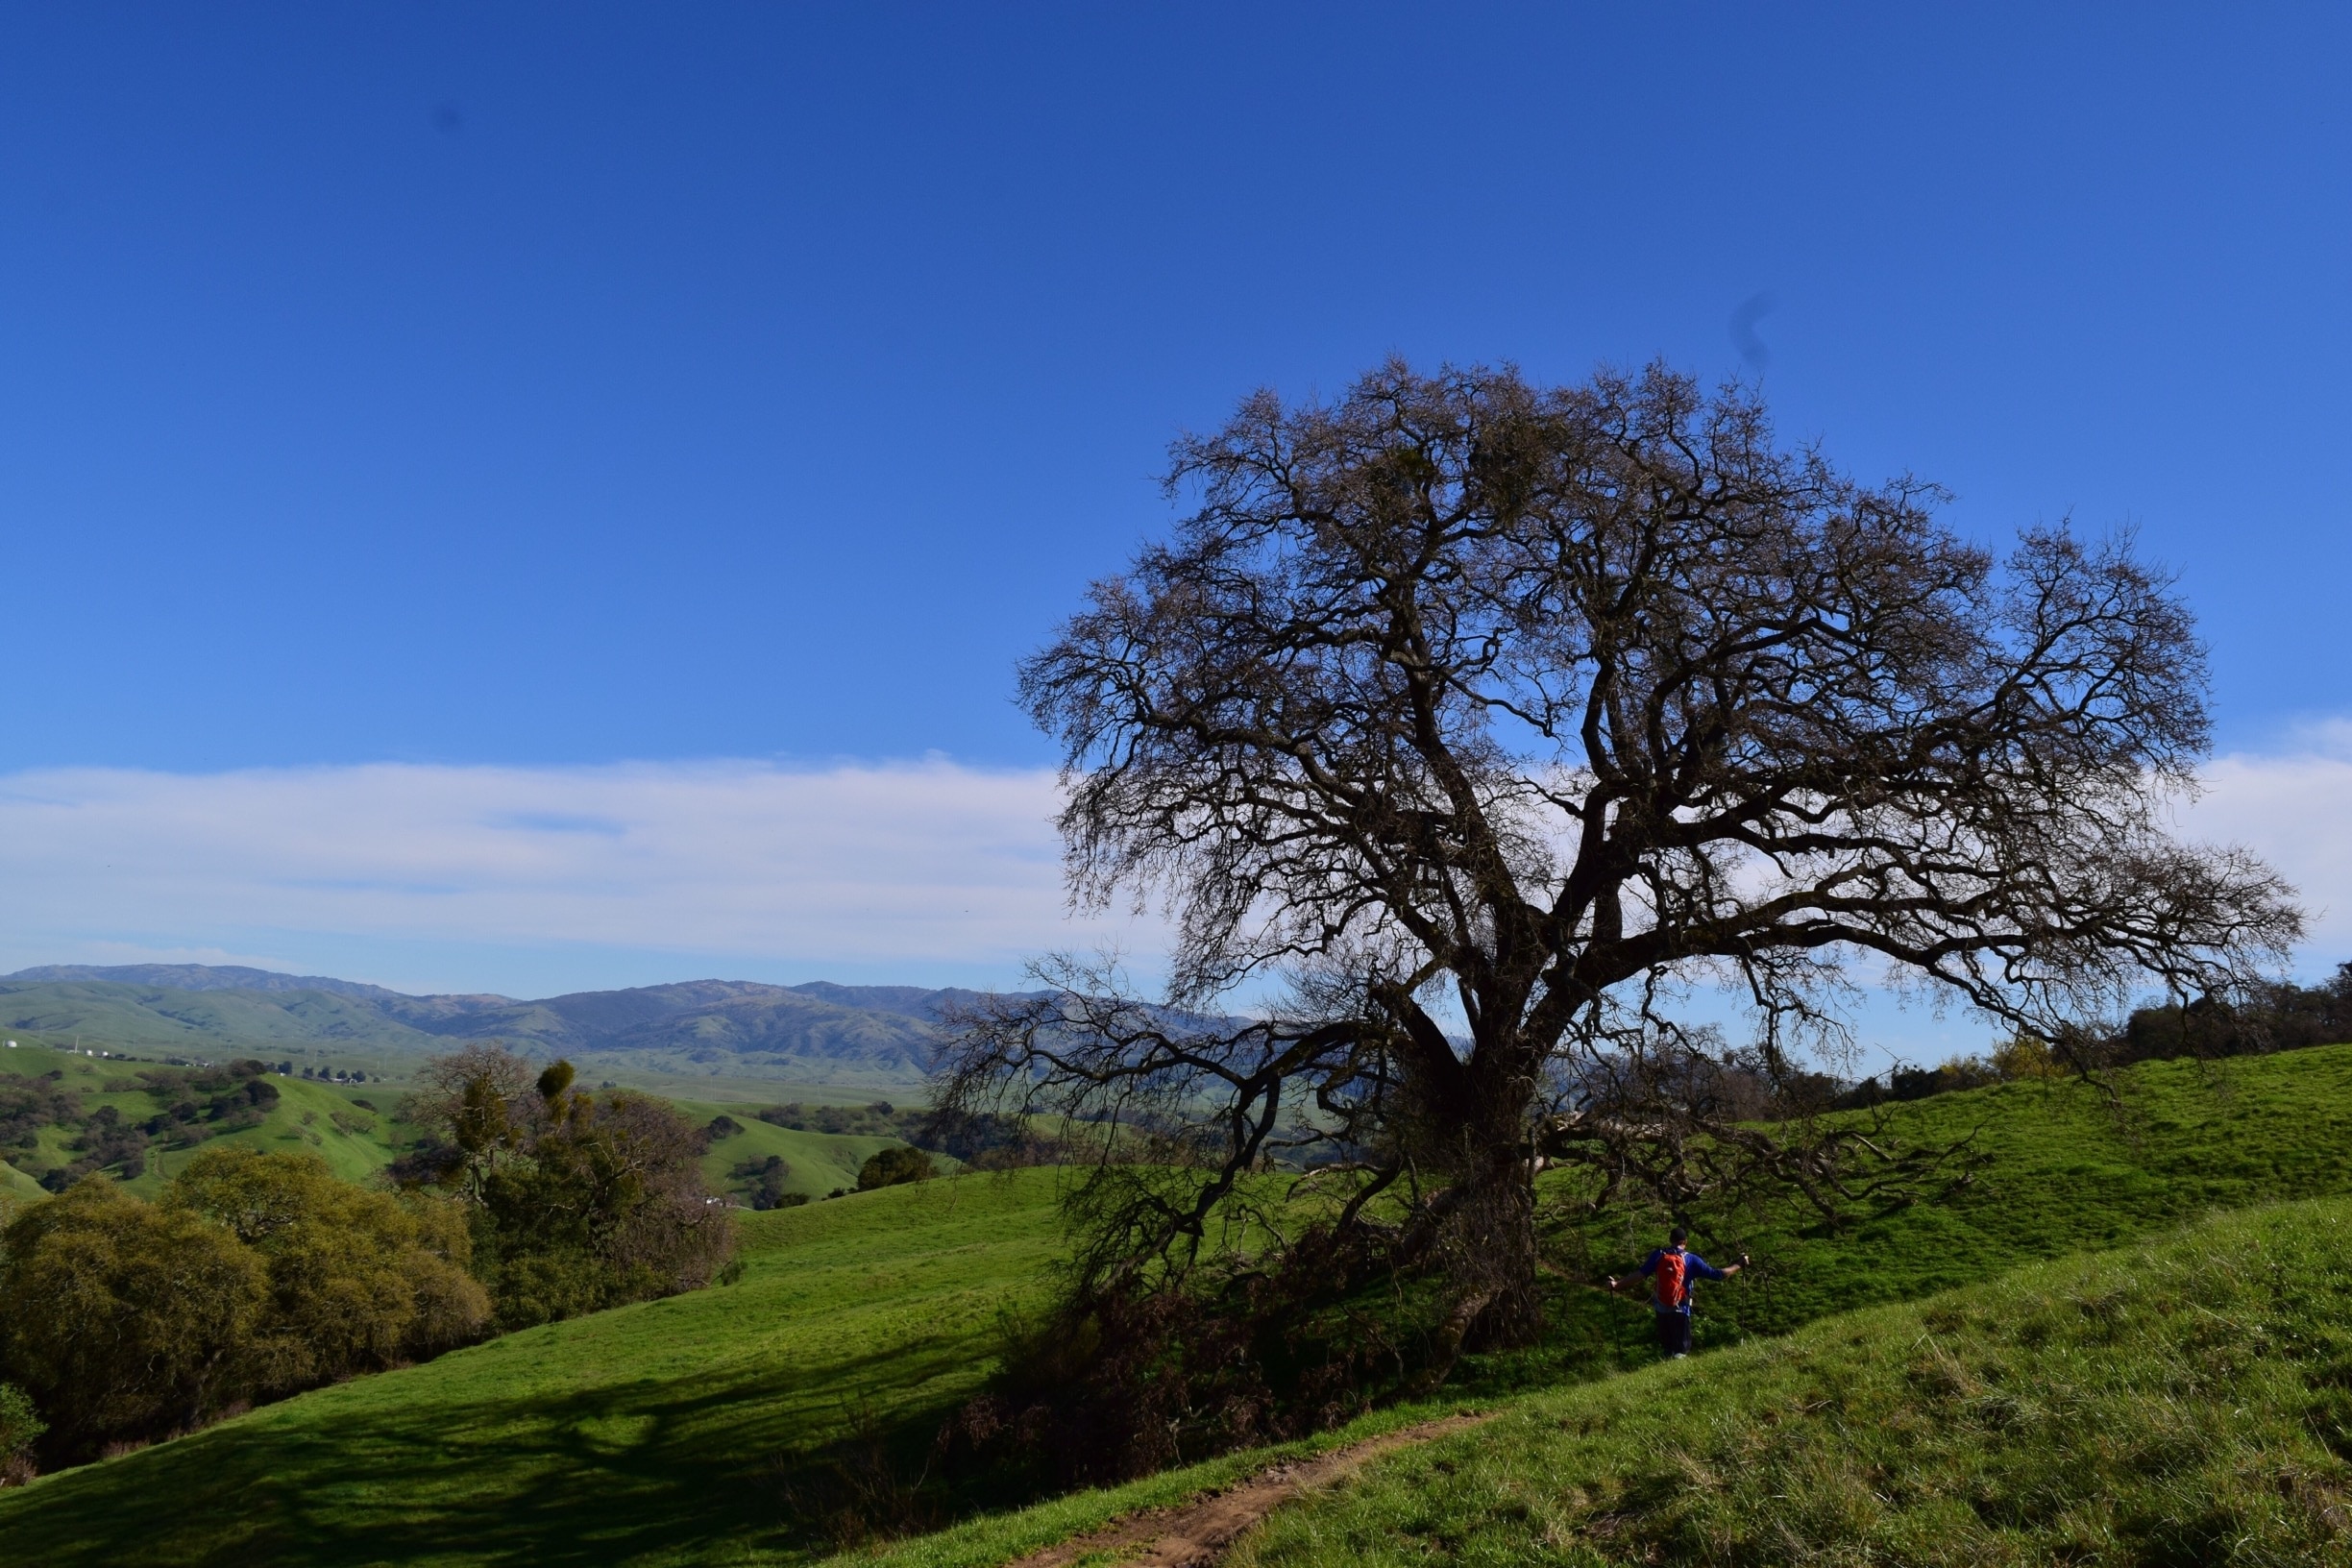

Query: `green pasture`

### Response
(1232, 1195, 2352, 1566)
(671, 1097, 917, 1201)
(0, 1041, 912, 1208)
(0, 1170, 1071, 1565)
(5, 1044, 2352, 1565)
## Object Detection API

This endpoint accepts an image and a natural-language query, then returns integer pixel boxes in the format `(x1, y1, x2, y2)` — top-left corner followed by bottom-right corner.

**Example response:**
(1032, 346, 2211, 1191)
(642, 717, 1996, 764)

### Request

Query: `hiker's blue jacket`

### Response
(1639, 1247, 1728, 1316)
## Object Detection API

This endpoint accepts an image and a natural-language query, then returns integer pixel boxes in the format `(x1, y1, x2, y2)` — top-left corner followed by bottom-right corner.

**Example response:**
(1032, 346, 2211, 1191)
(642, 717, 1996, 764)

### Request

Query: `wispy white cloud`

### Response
(0, 759, 1139, 994)
(2180, 730, 2352, 968)
(0, 735, 2345, 1006)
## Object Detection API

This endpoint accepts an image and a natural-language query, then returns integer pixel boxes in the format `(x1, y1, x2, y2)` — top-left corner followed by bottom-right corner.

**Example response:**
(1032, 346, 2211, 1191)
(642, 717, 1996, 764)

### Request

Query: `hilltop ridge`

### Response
(3, 963, 418, 1001)
(0, 963, 1008, 1083)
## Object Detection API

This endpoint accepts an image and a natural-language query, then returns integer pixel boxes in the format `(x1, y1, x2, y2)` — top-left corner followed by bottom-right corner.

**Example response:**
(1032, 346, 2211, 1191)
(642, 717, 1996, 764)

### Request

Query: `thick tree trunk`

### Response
(1401, 1157, 1539, 1395)
(1452, 1158, 1542, 1350)
(1412, 1056, 1545, 1367)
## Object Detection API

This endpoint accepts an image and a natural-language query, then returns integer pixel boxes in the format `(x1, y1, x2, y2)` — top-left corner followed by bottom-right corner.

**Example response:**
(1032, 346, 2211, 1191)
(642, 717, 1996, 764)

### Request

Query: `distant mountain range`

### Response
(0, 965, 1021, 1084)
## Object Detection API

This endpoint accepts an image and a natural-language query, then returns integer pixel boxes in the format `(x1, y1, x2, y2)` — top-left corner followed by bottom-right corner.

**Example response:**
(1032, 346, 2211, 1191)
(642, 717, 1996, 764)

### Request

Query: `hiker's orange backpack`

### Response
(1654, 1248, 1689, 1311)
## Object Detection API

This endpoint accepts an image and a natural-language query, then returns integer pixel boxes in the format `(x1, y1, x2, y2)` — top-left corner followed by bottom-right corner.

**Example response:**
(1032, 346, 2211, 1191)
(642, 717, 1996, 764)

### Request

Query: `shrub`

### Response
(163, 1146, 488, 1391)
(856, 1146, 935, 1191)
(0, 1178, 267, 1462)
(0, 1382, 41, 1485)
(731, 1153, 793, 1209)
(1991, 1034, 2063, 1081)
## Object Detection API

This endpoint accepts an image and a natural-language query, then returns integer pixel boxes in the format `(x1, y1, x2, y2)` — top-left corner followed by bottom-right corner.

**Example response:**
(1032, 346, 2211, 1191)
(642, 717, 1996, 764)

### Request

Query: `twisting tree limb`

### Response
(935, 359, 2300, 1384)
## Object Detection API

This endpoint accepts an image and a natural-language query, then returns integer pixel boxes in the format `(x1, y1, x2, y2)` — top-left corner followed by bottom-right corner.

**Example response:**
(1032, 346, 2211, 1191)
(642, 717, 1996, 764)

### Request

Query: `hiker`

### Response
(1606, 1227, 1748, 1359)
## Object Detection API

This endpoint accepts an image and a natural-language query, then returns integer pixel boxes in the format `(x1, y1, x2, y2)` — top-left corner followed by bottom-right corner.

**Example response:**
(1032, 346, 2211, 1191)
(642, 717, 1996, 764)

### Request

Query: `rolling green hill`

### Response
(6, 1043, 2352, 1565)
(1517, 1042, 2352, 1384)
(1232, 1195, 2352, 1566)
(0, 1171, 1074, 1566)
(674, 1097, 919, 1202)
(0, 1041, 914, 1210)
(1, 1041, 401, 1197)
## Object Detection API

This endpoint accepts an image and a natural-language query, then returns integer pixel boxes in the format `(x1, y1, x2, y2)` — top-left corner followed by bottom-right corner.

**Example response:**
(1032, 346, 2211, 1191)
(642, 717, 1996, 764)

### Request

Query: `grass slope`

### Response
(1506, 1043, 2352, 1386)
(0, 1157, 42, 1204)
(0, 1170, 1070, 1567)
(1233, 1196, 2352, 1566)
(7, 1046, 2352, 1566)
(0, 1042, 912, 1207)
(673, 1097, 915, 1201)
(1, 1041, 401, 1195)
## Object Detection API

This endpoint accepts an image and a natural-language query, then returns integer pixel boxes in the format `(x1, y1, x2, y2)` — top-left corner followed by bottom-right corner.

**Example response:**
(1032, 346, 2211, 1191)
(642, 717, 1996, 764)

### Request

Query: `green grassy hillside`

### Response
(1493, 1043, 2352, 1391)
(7, 1044, 2352, 1567)
(0, 1170, 1070, 1565)
(1, 1041, 402, 1195)
(0, 1157, 43, 1204)
(0, 1041, 918, 1208)
(673, 1096, 917, 1201)
(1232, 1195, 2352, 1566)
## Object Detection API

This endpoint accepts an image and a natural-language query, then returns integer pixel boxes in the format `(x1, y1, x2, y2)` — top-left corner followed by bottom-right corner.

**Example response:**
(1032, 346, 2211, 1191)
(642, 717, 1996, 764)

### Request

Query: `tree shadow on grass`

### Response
(0, 1335, 1040, 1568)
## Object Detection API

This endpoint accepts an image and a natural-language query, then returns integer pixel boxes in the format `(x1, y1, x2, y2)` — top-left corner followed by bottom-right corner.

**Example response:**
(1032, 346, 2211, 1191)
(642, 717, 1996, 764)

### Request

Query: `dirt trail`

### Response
(1005, 1411, 1494, 1568)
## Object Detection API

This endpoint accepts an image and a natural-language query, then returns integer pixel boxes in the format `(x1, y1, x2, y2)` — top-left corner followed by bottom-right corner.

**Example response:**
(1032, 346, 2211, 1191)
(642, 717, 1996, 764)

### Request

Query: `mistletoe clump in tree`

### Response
(933, 360, 2298, 1473)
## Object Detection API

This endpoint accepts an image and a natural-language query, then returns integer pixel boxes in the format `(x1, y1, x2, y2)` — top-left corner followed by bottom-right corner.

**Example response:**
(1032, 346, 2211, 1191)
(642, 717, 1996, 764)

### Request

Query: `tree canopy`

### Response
(0, 1149, 486, 1465)
(396, 1046, 734, 1327)
(939, 360, 2300, 1408)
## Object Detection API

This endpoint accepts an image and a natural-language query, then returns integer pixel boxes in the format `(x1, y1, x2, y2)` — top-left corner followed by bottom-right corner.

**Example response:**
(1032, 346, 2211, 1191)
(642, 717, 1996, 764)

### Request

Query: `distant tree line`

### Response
(754, 1100, 922, 1139)
(1841, 965, 2352, 1108)
(0, 1045, 731, 1480)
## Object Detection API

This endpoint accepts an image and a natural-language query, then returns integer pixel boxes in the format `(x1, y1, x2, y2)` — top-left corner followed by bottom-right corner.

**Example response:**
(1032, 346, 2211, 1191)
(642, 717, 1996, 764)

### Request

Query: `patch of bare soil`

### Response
(1005, 1410, 1493, 1568)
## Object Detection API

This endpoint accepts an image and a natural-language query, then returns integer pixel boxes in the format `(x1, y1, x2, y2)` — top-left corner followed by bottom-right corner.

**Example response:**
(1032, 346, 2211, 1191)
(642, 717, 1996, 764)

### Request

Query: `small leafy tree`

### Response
(0, 1382, 42, 1485)
(856, 1146, 936, 1191)
(399, 1048, 734, 1327)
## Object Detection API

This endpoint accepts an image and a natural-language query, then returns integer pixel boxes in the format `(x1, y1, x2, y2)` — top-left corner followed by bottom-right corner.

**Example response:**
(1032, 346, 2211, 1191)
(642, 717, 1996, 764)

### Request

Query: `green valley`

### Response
(0, 1039, 930, 1212)
(4, 1043, 2351, 1564)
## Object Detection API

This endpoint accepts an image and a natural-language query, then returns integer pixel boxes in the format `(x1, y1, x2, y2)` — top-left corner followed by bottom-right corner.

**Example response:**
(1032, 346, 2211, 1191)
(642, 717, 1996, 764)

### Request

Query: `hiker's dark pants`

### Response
(1656, 1311, 1692, 1357)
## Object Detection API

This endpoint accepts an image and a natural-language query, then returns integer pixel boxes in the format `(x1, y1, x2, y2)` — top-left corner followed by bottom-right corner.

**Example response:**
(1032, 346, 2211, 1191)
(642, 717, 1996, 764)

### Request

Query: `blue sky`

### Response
(4, 5, 2351, 1041)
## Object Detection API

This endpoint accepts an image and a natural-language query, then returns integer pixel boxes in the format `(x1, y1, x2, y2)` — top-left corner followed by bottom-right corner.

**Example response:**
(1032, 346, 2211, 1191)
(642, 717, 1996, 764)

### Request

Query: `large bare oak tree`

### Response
(938, 360, 2298, 1369)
